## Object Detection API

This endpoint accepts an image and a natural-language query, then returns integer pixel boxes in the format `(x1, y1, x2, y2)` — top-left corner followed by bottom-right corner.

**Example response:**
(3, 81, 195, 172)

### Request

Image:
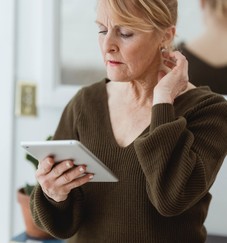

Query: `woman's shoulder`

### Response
(82, 78, 107, 93)
(175, 86, 227, 114)
(69, 78, 108, 102)
(179, 85, 226, 102)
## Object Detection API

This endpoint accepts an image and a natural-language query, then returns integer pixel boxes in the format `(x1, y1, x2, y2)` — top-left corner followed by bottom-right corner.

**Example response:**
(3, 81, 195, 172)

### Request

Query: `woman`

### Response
(178, 0, 227, 94)
(30, 0, 227, 242)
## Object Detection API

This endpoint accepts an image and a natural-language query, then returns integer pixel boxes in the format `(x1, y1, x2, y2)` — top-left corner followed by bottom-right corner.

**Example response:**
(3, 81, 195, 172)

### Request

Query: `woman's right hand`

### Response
(36, 156, 93, 202)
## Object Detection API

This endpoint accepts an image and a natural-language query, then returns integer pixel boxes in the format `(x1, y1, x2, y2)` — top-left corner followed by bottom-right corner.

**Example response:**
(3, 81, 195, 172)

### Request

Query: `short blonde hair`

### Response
(104, 0, 178, 33)
(207, 0, 227, 19)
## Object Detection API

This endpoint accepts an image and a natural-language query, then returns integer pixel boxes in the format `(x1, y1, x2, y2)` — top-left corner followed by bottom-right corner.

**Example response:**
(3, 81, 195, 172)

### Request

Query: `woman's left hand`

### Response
(153, 51, 189, 105)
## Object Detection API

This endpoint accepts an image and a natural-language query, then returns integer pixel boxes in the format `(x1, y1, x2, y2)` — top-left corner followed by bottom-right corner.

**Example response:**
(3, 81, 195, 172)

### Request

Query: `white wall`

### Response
(206, 160, 227, 235)
(12, 0, 63, 237)
(10, 0, 227, 239)
(0, 0, 16, 242)
(177, 0, 203, 42)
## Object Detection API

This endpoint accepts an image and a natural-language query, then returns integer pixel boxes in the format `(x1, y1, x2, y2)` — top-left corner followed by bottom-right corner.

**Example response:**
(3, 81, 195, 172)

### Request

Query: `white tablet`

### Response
(20, 140, 118, 182)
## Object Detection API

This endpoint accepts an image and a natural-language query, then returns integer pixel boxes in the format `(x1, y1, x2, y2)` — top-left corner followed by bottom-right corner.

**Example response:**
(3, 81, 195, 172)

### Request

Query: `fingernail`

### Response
(89, 175, 94, 180)
(79, 167, 84, 172)
(47, 159, 52, 165)
(66, 161, 72, 168)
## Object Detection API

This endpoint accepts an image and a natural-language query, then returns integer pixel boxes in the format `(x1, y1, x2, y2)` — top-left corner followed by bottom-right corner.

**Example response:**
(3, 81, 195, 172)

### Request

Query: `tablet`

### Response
(20, 140, 118, 182)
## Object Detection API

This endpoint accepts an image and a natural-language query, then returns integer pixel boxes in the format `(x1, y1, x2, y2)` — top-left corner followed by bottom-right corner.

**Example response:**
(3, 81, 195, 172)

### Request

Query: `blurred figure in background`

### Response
(177, 0, 227, 95)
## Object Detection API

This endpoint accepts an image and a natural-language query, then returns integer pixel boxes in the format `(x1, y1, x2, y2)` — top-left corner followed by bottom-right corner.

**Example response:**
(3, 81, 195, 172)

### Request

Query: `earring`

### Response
(160, 46, 168, 53)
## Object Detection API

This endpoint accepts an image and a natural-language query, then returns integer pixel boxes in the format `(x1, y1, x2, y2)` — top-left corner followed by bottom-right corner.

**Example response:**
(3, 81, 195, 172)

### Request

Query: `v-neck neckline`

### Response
(101, 79, 150, 150)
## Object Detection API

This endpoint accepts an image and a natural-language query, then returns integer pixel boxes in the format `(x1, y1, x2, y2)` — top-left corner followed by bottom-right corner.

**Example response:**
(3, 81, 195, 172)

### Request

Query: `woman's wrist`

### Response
(153, 91, 173, 105)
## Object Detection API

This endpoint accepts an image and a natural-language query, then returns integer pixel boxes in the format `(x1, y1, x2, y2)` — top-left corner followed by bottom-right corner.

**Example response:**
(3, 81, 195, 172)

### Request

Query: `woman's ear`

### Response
(161, 26, 176, 49)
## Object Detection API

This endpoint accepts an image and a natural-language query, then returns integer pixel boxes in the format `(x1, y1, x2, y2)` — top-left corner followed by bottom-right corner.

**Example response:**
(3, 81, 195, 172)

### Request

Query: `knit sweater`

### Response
(30, 79, 227, 243)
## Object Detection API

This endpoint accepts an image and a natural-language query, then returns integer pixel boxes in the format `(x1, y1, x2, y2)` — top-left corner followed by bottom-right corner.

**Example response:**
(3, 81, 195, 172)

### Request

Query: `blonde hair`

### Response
(206, 0, 227, 18)
(104, 0, 178, 33)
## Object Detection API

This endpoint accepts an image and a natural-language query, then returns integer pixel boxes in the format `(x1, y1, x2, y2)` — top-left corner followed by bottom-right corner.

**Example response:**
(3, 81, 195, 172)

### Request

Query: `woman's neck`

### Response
(107, 80, 155, 108)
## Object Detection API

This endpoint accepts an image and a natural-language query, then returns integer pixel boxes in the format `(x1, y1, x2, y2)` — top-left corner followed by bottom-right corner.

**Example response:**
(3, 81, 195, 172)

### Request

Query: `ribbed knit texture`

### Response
(30, 79, 227, 243)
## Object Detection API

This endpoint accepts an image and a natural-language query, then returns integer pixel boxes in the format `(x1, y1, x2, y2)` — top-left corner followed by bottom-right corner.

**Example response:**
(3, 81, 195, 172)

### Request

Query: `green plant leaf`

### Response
(24, 183, 35, 196)
(26, 153, 39, 169)
(25, 135, 53, 170)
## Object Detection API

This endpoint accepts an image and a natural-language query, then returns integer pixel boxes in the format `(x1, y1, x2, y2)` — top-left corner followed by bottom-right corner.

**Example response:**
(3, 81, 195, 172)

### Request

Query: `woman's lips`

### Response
(108, 60, 123, 65)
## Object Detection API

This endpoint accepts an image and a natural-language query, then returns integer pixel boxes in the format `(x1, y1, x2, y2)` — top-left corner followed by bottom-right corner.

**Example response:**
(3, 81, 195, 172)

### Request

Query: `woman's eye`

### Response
(98, 30, 108, 35)
(120, 33, 133, 38)
(119, 27, 134, 38)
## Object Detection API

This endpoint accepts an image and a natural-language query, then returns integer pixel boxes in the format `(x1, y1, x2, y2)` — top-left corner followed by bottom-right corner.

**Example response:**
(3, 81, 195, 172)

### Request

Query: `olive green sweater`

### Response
(30, 79, 227, 243)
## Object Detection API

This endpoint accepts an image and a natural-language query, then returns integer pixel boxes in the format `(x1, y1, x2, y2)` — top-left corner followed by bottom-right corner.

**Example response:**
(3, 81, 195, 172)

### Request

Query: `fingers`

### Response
(51, 160, 75, 177)
(162, 50, 186, 70)
(168, 52, 188, 74)
(61, 172, 93, 192)
(157, 70, 166, 82)
(161, 49, 177, 70)
(40, 166, 93, 202)
(161, 50, 188, 80)
(53, 164, 87, 183)
(37, 156, 55, 175)
(36, 159, 93, 202)
(53, 164, 94, 187)
(37, 157, 74, 177)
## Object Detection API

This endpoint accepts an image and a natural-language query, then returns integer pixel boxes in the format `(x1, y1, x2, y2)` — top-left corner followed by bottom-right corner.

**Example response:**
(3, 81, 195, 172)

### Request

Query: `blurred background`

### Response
(1, 0, 226, 242)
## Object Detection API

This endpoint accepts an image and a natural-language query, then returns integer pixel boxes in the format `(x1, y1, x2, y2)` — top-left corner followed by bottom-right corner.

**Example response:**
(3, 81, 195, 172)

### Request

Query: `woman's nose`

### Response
(103, 33, 119, 53)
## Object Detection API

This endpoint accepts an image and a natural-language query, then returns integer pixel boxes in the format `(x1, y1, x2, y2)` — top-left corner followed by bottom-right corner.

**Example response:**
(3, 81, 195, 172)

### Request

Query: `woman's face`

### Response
(96, 0, 163, 83)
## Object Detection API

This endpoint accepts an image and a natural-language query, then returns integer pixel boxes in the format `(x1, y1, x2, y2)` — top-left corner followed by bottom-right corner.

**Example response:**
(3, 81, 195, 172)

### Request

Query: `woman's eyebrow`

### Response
(95, 20, 103, 26)
(95, 20, 122, 29)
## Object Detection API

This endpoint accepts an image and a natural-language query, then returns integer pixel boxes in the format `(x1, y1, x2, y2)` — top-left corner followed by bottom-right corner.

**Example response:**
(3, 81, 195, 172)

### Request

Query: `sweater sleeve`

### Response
(134, 95, 227, 217)
(30, 89, 86, 239)
(30, 185, 84, 239)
